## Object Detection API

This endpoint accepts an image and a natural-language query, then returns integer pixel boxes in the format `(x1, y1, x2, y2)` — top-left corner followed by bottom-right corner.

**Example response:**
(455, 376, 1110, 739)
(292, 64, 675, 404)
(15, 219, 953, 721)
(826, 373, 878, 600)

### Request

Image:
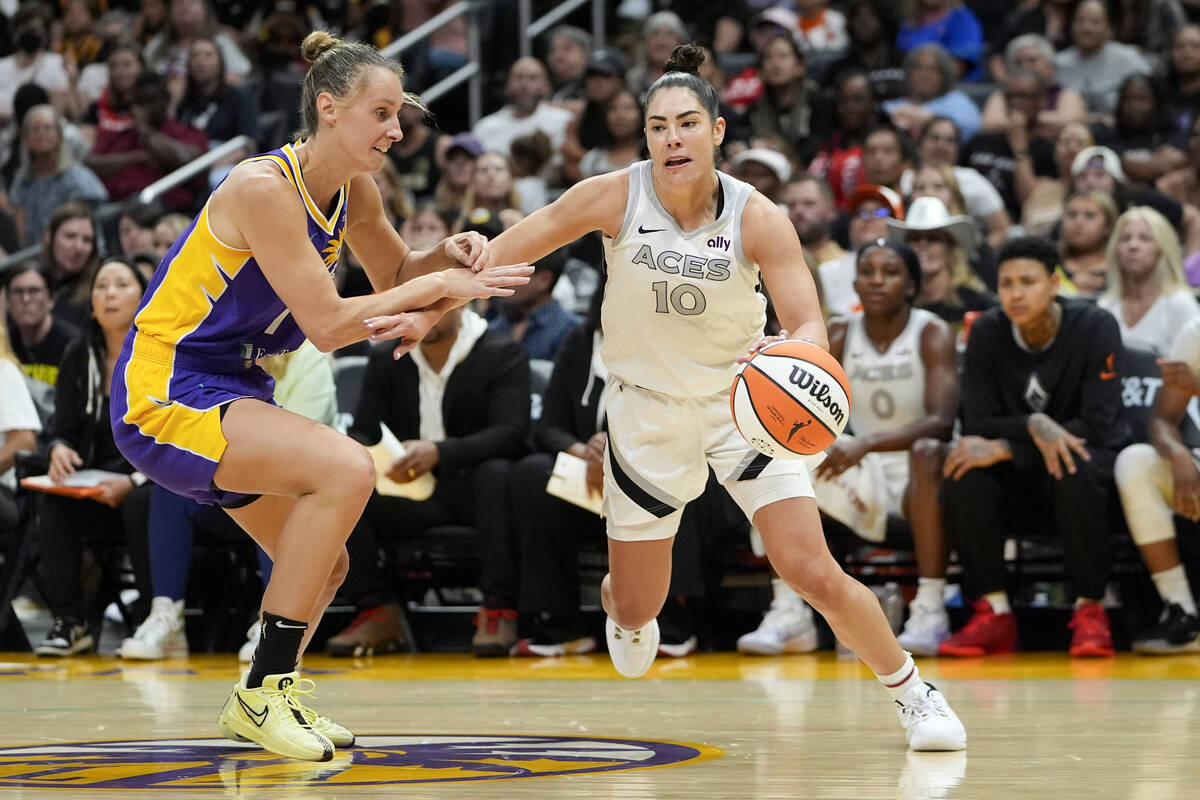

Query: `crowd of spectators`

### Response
(5, 0, 1200, 661)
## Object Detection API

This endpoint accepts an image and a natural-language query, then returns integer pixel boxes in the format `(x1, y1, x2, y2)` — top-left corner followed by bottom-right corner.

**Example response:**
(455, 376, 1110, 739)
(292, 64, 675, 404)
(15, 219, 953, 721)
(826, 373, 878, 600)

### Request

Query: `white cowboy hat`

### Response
(885, 196, 977, 252)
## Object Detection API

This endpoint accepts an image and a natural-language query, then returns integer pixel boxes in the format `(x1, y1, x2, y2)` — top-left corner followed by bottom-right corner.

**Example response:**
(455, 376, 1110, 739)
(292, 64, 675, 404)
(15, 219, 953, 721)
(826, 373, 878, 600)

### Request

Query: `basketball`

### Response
(730, 340, 852, 458)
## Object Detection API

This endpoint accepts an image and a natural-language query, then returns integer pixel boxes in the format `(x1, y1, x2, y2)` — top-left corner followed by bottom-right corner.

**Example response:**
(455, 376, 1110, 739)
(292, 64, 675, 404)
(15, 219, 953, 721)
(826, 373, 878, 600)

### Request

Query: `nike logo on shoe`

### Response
(638, 225, 665, 234)
(237, 694, 269, 727)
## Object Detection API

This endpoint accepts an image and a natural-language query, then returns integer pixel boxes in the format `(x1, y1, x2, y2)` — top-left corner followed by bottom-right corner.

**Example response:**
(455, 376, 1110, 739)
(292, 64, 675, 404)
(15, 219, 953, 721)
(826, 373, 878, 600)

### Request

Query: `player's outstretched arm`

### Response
(743, 193, 828, 351)
(223, 164, 530, 352)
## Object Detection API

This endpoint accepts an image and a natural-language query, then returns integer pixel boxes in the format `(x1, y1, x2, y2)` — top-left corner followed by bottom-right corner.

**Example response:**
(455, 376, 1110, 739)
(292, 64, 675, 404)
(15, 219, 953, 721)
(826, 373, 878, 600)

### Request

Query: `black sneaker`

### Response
(35, 618, 95, 656)
(1133, 603, 1200, 654)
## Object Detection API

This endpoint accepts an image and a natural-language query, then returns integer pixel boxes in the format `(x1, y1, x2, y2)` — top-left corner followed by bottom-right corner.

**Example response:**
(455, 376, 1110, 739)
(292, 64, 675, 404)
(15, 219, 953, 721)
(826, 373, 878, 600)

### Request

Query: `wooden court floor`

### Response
(1, 652, 1199, 799)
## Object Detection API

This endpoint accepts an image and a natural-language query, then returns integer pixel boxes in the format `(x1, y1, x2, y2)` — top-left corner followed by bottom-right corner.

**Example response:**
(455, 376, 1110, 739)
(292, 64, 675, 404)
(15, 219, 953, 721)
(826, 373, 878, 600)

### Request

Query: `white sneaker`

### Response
(118, 597, 187, 660)
(605, 617, 659, 678)
(737, 598, 818, 655)
(239, 620, 260, 663)
(895, 683, 967, 751)
(897, 601, 951, 657)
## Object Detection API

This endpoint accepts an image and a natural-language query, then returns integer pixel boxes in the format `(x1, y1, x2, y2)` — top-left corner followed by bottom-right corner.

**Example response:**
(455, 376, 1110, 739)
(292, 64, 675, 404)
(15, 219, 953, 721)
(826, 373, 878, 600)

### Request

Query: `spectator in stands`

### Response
(56, 0, 103, 73)
(1055, 0, 1152, 116)
(1113, 315, 1200, 653)
(370, 158, 415, 231)
(387, 102, 447, 206)
(79, 38, 144, 147)
(562, 47, 628, 184)
(887, 196, 996, 330)
(1159, 113, 1200, 214)
(980, 34, 1088, 141)
(116, 199, 163, 258)
(509, 131, 552, 215)
(117, 339, 337, 662)
(731, 148, 791, 205)
(825, 0, 905, 103)
(1022, 120, 1096, 237)
(487, 246, 579, 362)
(0, 4, 70, 124)
(9, 104, 108, 245)
(626, 11, 687, 98)
(818, 183, 906, 316)
(795, 0, 849, 57)
(144, 0, 251, 86)
(1109, 74, 1186, 185)
(0, 320, 40, 537)
(906, 164, 995, 289)
(399, 203, 454, 252)
(1059, 191, 1119, 297)
(86, 72, 207, 210)
(41, 201, 101, 329)
(433, 132, 480, 219)
(1, 83, 89, 192)
(883, 44, 980, 144)
(457, 151, 523, 232)
(3, 265, 77, 389)
(990, 0, 1077, 71)
(1162, 25, 1200, 140)
(1098, 206, 1198, 355)
(862, 126, 911, 197)
(579, 88, 644, 180)
(545, 25, 592, 105)
(805, 239, 959, 656)
(175, 37, 260, 160)
(746, 32, 821, 163)
(784, 175, 847, 273)
(895, 0, 985, 81)
(808, 71, 879, 210)
(961, 71, 1059, 225)
(1109, 0, 1187, 63)
(940, 236, 1128, 658)
(34, 258, 153, 656)
(903, 117, 1010, 249)
(472, 57, 572, 158)
(151, 212, 189, 261)
(134, 0, 169, 47)
(326, 306, 530, 658)
(72, 12, 138, 109)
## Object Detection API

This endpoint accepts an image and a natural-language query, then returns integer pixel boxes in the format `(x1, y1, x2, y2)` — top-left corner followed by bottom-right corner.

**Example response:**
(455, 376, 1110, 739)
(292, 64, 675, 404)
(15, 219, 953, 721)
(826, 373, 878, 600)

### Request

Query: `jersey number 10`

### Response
(652, 281, 707, 316)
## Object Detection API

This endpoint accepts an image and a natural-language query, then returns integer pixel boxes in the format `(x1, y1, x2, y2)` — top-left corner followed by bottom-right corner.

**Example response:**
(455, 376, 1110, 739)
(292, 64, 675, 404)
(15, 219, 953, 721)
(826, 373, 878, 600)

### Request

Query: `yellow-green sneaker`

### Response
(219, 671, 355, 748)
(216, 672, 334, 761)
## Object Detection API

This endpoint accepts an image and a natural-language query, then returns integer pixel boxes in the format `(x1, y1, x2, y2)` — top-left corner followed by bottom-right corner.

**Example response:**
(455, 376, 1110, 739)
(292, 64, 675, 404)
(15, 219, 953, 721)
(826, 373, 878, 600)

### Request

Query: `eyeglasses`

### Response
(8, 287, 48, 299)
(854, 208, 892, 220)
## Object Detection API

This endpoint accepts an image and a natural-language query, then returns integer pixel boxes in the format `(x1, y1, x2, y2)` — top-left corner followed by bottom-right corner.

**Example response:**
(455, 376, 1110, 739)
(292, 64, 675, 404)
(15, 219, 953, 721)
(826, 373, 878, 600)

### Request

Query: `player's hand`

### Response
(584, 432, 607, 497)
(943, 435, 1012, 480)
(363, 309, 438, 359)
(1158, 359, 1200, 397)
(93, 477, 134, 508)
(1170, 451, 1200, 521)
(443, 263, 532, 300)
(48, 443, 83, 483)
(386, 441, 439, 482)
(814, 436, 869, 480)
(444, 231, 490, 271)
(1027, 412, 1090, 480)
(739, 330, 788, 364)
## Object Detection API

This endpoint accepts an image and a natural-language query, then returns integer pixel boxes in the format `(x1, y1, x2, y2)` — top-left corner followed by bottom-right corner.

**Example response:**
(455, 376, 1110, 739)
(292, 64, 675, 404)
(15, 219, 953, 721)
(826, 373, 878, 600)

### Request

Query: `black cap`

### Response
(587, 48, 627, 78)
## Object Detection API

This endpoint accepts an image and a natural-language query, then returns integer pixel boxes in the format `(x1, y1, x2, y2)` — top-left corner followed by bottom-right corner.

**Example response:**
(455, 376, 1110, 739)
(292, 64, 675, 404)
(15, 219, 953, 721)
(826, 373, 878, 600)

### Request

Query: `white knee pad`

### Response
(1115, 443, 1177, 546)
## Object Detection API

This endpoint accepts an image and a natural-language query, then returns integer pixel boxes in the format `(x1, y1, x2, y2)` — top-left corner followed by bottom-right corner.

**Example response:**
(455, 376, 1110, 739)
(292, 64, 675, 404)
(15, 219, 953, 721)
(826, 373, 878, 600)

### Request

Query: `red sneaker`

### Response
(1068, 602, 1115, 657)
(938, 599, 1019, 657)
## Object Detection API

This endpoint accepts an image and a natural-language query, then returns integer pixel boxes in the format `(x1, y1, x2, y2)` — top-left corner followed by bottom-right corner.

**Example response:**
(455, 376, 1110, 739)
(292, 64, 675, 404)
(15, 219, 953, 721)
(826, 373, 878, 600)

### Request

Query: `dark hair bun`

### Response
(301, 30, 342, 65)
(663, 43, 704, 76)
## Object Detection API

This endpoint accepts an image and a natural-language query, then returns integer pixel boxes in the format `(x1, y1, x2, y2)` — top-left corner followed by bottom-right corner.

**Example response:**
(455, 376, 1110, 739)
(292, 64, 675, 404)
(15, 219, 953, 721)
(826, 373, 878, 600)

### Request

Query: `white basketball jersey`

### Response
(843, 308, 936, 436)
(601, 160, 765, 397)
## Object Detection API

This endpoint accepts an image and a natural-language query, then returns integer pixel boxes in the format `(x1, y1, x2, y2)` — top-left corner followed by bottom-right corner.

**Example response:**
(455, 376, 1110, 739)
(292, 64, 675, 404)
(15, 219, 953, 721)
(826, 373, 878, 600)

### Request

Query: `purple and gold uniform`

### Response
(111, 143, 348, 505)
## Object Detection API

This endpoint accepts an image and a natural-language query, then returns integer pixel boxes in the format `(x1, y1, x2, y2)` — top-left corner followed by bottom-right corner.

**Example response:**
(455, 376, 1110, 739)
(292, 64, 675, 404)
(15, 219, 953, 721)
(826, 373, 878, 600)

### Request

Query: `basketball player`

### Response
(814, 240, 959, 656)
(109, 32, 531, 761)
(376, 45, 965, 749)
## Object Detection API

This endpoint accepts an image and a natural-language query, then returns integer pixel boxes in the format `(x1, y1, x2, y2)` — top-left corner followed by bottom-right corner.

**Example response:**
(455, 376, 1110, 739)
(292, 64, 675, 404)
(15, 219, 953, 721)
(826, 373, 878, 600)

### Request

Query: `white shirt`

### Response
(900, 166, 1006, 225)
(818, 252, 861, 318)
(1099, 288, 1200, 356)
(472, 103, 573, 157)
(0, 52, 69, 117)
(0, 360, 42, 491)
(409, 309, 489, 441)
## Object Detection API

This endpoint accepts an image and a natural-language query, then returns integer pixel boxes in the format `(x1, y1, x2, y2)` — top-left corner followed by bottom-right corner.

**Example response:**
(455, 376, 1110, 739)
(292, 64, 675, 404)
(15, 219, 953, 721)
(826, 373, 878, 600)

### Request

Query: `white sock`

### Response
(772, 577, 803, 605)
(1152, 565, 1198, 616)
(983, 591, 1011, 615)
(914, 578, 946, 610)
(876, 651, 922, 701)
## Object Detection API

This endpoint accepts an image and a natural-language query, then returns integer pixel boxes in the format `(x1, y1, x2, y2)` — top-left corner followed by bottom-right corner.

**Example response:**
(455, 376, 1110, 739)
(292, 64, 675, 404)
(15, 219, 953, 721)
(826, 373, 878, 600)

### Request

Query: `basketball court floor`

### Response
(1, 651, 1198, 798)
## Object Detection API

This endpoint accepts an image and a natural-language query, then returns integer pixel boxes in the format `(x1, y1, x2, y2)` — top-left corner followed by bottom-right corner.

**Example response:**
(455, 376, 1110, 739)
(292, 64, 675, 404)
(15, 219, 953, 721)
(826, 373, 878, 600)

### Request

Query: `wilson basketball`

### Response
(730, 340, 852, 458)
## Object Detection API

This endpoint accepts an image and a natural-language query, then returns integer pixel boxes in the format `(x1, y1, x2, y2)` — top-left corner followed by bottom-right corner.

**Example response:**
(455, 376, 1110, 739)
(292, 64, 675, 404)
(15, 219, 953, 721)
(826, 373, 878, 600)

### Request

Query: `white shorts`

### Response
(601, 378, 814, 542)
(811, 446, 909, 543)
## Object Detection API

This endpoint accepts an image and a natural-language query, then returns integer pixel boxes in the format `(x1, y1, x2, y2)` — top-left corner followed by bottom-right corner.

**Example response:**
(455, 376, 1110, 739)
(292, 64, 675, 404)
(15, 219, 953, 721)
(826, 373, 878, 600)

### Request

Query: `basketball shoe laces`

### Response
(1068, 603, 1108, 640)
(895, 685, 946, 728)
(262, 676, 325, 728)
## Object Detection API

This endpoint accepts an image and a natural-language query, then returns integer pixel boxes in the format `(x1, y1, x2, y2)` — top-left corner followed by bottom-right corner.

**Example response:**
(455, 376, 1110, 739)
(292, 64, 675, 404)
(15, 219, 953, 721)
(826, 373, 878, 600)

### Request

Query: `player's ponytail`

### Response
(646, 43, 720, 122)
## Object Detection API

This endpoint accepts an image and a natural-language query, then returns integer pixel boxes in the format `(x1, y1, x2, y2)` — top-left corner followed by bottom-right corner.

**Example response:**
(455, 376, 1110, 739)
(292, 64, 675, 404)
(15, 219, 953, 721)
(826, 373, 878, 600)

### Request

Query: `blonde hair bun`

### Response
(301, 31, 343, 65)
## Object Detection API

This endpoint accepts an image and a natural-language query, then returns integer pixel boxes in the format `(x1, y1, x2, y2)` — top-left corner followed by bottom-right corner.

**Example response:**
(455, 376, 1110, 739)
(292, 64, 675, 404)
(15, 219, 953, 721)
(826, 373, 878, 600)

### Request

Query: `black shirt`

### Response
(920, 286, 998, 331)
(961, 298, 1130, 471)
(8, 316, 78, 387)
(387, 129, 442, 204)
(961, 131, 1056, 221)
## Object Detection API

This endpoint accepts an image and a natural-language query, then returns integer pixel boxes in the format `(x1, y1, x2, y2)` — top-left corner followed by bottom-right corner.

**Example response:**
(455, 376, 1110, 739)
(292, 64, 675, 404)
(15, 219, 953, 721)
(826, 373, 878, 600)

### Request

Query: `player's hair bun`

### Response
(663, 43, 704, 76)
(301, 30, 343, 65)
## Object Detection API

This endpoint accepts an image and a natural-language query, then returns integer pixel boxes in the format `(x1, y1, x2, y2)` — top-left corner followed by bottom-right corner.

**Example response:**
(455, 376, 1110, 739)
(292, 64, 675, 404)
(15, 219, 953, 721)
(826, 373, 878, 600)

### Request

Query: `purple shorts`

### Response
(111, 333, 273, 507)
